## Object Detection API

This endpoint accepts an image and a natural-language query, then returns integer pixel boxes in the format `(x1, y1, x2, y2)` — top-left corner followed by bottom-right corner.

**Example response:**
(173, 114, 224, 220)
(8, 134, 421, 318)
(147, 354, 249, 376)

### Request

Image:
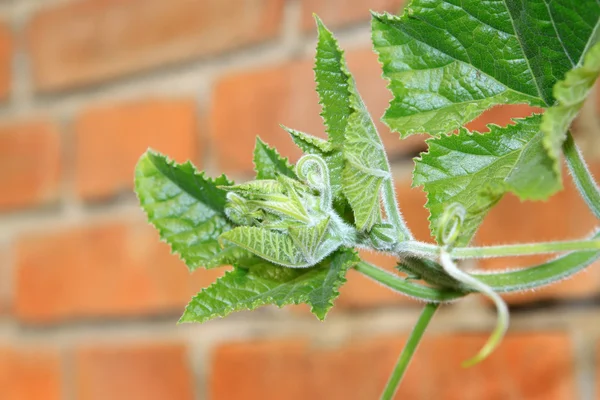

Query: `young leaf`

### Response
(134, 150, 235, 271)
(253, 137, 296, 180)
(542, 41, 600, 175)
(413, 115, 561, 246)
(314, 15, 352, 147)
(180, 248, 359, 322)
(220, 222, 344, 268)
(372, 1, 600, 137)
(315, 18, 392, 232)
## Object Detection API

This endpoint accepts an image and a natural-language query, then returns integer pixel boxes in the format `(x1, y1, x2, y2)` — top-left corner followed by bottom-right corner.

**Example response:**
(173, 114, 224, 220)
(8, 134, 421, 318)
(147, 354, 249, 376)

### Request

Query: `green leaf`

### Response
(253, 137, 296, 180)
(135, 150, 236, 271)
(315, 18, 391, 232)
(314, 15, 353, 147)
(413, 115, 561, 245)
(220, 221, 344, 268)
(372, 1, 600, 137)
(542, 41, 600, 175)
(180, 248, 359, 322)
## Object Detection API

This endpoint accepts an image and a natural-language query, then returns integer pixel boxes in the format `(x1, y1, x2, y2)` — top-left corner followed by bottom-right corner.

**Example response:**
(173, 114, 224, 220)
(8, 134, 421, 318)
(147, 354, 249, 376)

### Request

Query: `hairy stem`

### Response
(440, 251, 509, 366)
(380, 302, 440, 400)
(382, 178, 412, 241)
(397, 239, 600, 259)
(354, 261, 464, 302)
(563, 131, 600, 218)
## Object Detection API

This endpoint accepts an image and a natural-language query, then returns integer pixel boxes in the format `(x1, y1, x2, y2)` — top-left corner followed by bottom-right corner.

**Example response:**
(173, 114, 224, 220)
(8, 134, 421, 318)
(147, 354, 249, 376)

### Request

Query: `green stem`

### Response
(382, 178, 412, 241)
(563, 131, 600, 219)
(354, 261, 464, 302)
(380, 302, 439, 400)
(397, 238, 600, 259)
(452, 239, 600, 258)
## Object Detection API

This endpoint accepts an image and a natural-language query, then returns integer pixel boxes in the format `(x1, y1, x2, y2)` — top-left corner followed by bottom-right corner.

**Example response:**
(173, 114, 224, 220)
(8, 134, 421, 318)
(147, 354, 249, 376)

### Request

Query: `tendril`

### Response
(296, 154, 332, 211)
(437, 202, 466, 249)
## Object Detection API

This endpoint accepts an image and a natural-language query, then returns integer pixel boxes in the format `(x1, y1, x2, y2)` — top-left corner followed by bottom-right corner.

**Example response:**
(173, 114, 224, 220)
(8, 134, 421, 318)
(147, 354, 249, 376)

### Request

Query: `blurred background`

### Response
(0, 0, 599, 399)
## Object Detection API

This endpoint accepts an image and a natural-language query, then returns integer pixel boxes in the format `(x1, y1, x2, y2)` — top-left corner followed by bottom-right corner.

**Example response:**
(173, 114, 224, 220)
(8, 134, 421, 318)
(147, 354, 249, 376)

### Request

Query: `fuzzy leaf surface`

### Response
(253, 137, 297, 180)
(542, 41, 600, 174)
(372, 1, 600, 136)
(414, 115, 560, 245)
(135, 151, 234, 271)
(180, 248, 359, 322)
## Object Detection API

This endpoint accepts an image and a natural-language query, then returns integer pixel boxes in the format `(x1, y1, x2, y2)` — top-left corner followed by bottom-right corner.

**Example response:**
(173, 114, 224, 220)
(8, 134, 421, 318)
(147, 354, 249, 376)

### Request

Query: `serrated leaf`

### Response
(315, 18, 391, 232)
(135, 150, 237, 271)
(372, 1, 600, 136)
(542, 41, 600, 174)
(253, 137, 296, 180)
(414, 115, 561, 245)
(180, 248, 359, 322)
(220, 222, 344, 268)
(314, 15, 353, 147)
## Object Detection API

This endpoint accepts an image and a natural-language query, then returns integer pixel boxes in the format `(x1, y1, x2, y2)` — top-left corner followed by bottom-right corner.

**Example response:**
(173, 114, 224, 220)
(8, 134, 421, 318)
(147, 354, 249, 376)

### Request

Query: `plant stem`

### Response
(563, 131, 600, 219)
(354, 261, 464, 302)
(397, 239, 600, 259)
(382, 179, 413, 241)
(452, 239, 600, 258)
(380, 302, 439, 400)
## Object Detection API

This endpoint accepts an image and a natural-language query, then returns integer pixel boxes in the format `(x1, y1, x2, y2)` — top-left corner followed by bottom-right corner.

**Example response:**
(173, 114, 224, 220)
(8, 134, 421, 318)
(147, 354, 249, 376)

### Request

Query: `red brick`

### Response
(0, 21, 12, 100)
(464, 104, 544, 132)
(0, 246, 11, 315)
(15, 221, 226, 323)
(28, 0, 284, 91)
(0, 346, 62, 400)
(211, 333, 575, 400)
(75, 98, 198, 200)
(0, 120, 61, 211)
(211, 48, 427, 175)
(75, 342, 194, 400)
(301, 0, 404, 31)
(474, 162, 600, 304)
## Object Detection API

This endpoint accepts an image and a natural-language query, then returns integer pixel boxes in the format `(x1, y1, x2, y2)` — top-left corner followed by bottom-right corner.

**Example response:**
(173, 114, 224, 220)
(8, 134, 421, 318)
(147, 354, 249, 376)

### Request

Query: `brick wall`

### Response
(0, 1, 599, 399)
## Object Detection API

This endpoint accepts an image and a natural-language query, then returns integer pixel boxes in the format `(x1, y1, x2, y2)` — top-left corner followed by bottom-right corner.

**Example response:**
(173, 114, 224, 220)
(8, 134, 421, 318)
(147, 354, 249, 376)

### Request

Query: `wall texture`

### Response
(0, 0, 599, 399)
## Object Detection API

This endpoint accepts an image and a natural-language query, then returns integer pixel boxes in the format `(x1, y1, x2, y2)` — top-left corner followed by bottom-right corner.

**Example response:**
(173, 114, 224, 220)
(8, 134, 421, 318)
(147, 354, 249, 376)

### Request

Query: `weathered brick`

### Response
(0, 120, 61, 211)
(0, 346, 62, 400)
(301, 0, 404, 31)
(0, 20, 12, 100)
(75, 342, 194, 400)
(211, 48, 427, 175)
(28, 0, 284, 91)
(475, 162, 600, 304)
(75, 98, 198, 200)
(211, 333, 575, 399)
(0, 246, 11, 315)
(15, 221, 225, 323)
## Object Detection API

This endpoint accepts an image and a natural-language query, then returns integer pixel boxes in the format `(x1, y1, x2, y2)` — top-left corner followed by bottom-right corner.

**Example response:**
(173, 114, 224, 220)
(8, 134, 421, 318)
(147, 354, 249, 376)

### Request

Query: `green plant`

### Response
(135, 1, 600, 398)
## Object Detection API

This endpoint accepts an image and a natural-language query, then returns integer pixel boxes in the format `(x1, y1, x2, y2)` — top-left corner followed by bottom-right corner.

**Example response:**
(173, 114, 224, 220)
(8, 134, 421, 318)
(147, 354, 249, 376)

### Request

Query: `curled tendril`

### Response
(296, 154, 332, 211)
(439, 250, 509, 367)
(437, 202, 466, 249)
(224, 192, 263, 226)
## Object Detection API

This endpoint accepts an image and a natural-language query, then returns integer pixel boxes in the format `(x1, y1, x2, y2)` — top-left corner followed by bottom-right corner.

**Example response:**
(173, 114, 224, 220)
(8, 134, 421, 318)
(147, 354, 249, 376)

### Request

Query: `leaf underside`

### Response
(542, 41, 600, 174)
